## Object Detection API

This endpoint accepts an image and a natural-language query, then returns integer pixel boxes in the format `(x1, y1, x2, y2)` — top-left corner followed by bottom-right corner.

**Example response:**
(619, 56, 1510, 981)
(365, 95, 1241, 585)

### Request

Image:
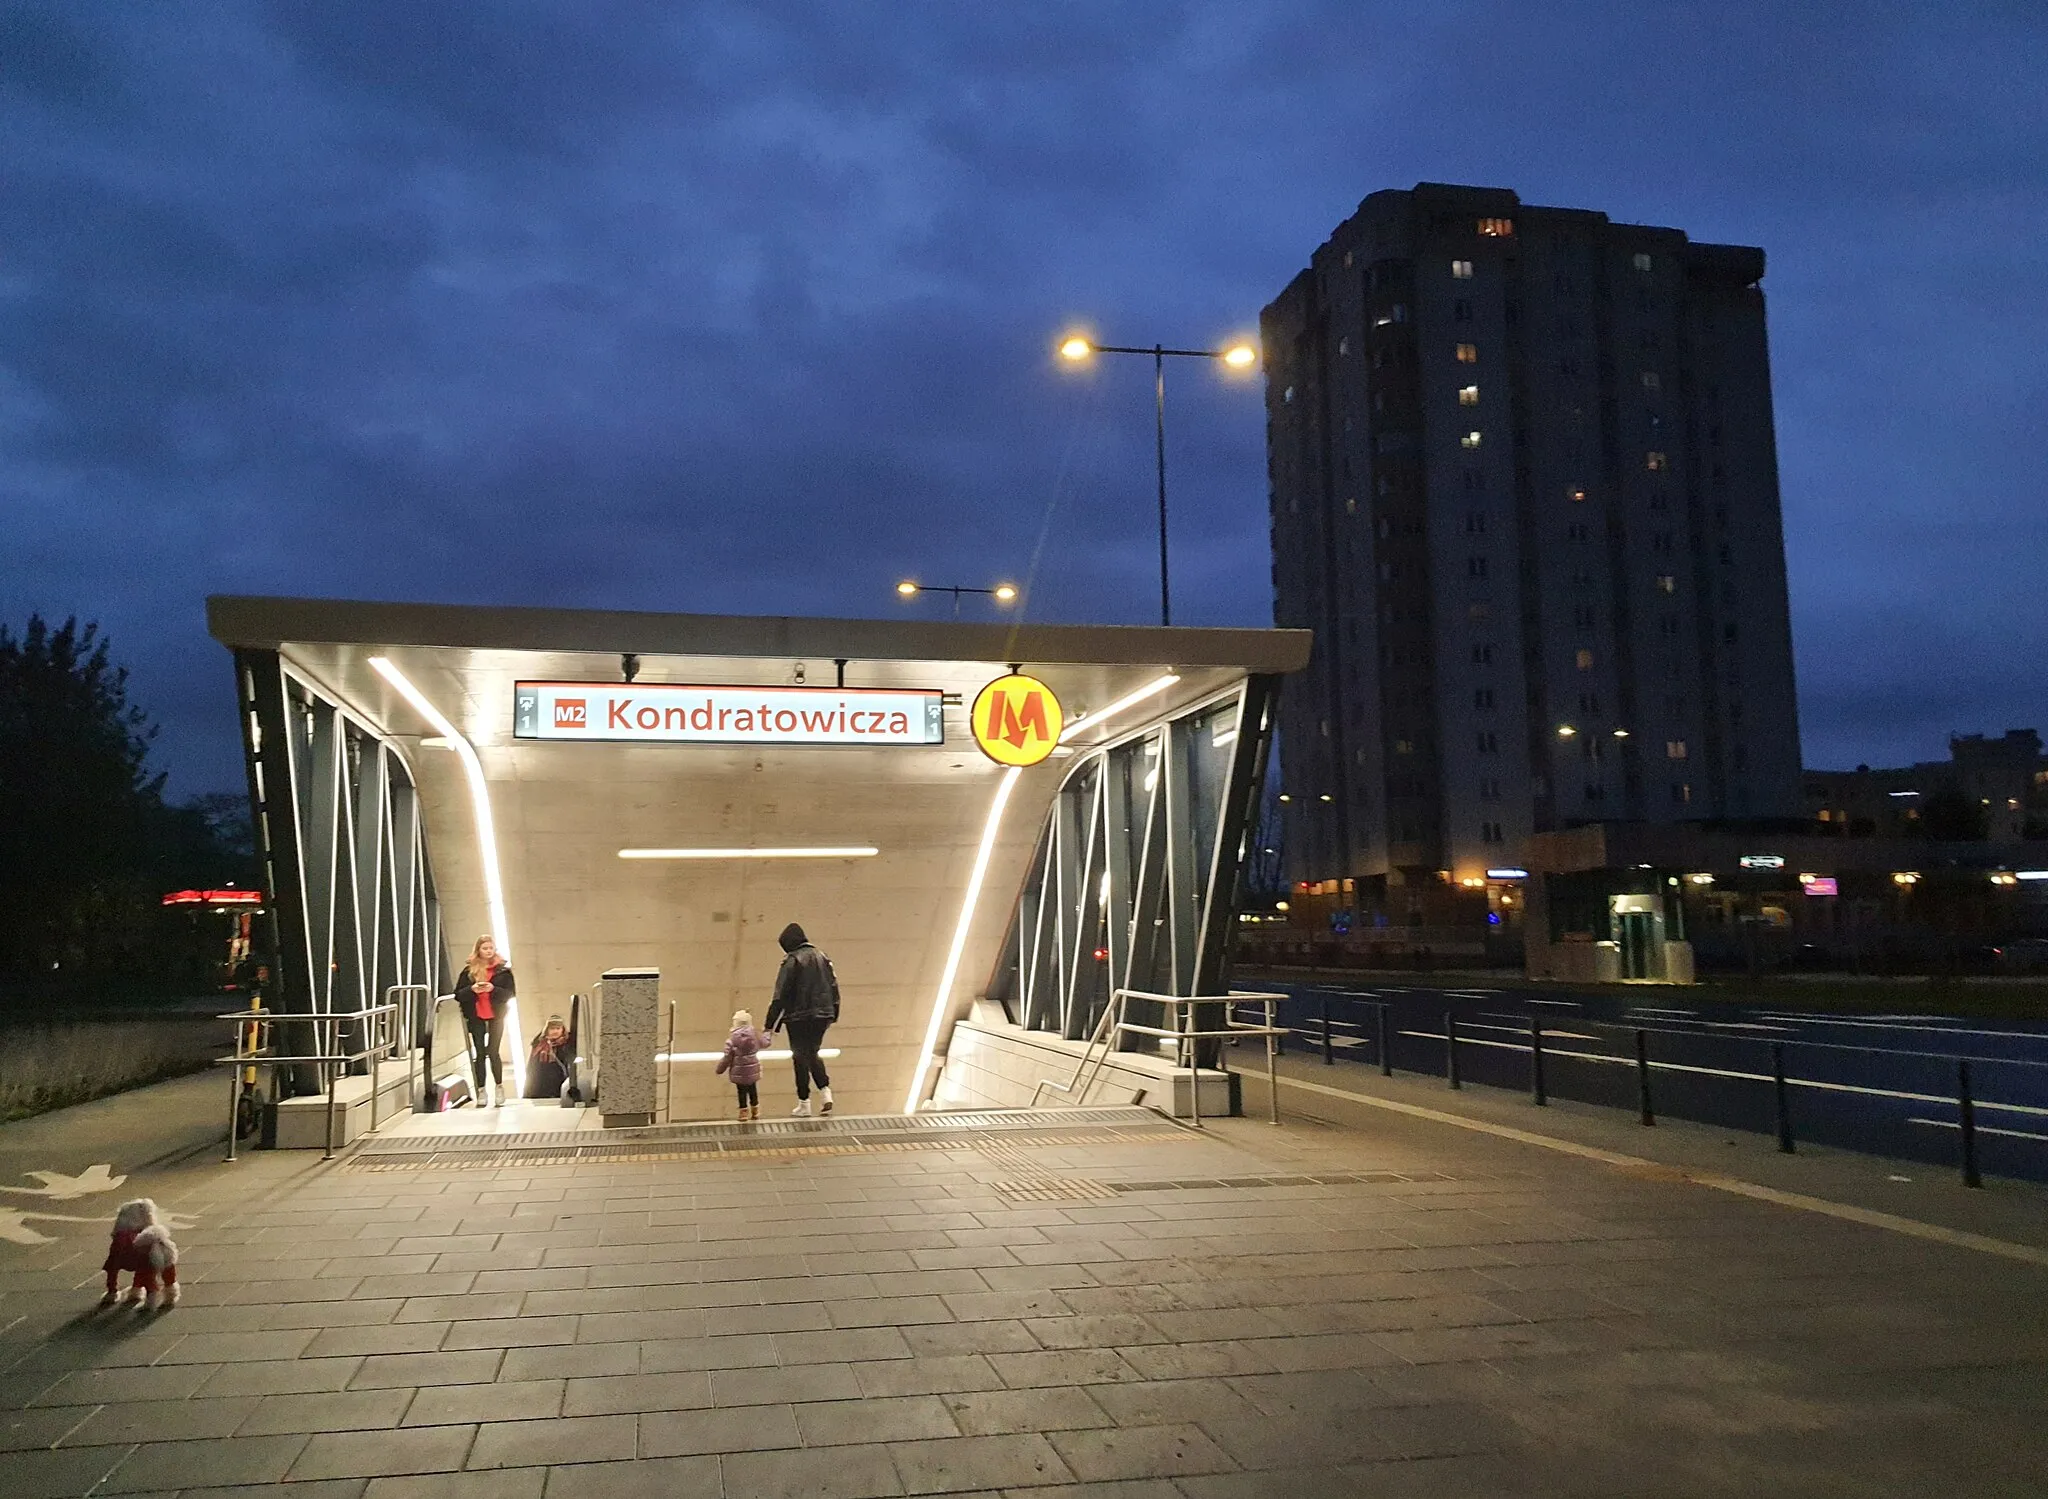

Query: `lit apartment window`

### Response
(1667, 741, 1688, 759)
(1563, 487, 1585, 506)
(1656, 574, 1676, 593)
(1456, 343, 1478, 364)
(1576, 649, 1595, 671)
(1337, 337, 1349, 356)
(1641, 370, 1661, 390)
(1394, 739, 1415, 755)
(1646, 451, 1668, 471)
(1633, 252, 1653, 272)
(1672, 781, 1691, 804)
(1459, 385, 1480, 406)
(1452, 259, 1474, 279)
(1345, 496, 1357, 514)
(1462, 431, 1482, 449)
(1477, 218, 1514, 237)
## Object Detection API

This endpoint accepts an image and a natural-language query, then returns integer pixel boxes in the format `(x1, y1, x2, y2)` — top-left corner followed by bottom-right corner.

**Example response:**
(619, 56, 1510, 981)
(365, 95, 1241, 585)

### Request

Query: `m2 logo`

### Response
(553, 699, 588, 729)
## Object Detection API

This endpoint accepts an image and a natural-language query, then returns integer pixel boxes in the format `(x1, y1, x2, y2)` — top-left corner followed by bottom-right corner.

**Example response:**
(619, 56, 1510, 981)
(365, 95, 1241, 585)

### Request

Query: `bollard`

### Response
(1377, 1003, 1393, 1077)
(1634, 1028, 1655, 1126)
(1445, 1013, 1461, 1090)
(1321, 995, 1334, 1065)
(1529, 1014, 1547, 1106)
(1958, 1059, 1981, 1189)
(1772, 1043, 1795, 1153)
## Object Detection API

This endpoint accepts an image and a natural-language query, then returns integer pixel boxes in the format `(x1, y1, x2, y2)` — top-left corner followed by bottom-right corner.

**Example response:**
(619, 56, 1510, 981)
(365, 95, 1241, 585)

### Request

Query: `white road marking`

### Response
(1393, 1029, 2048, 1117)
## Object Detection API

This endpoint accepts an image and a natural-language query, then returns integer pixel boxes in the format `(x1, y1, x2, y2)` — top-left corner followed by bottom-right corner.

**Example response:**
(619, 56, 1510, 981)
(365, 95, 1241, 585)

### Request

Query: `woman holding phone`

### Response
(454, 935, 517, 1107)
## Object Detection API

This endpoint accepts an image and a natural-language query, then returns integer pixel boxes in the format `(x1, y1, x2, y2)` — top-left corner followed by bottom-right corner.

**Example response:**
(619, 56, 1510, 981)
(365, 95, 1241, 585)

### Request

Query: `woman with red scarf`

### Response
(454, 935, 517, 1107)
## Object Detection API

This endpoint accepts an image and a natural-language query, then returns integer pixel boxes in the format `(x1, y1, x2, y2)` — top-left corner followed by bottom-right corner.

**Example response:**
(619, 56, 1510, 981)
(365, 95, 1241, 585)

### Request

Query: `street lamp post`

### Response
(894, 580, 1020, 620)
(1059, 334, 1257, 626)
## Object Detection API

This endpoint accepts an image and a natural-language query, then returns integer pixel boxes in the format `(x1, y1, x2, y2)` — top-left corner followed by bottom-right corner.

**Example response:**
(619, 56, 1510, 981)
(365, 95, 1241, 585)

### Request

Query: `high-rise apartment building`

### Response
(1264, 183, 1802, 897)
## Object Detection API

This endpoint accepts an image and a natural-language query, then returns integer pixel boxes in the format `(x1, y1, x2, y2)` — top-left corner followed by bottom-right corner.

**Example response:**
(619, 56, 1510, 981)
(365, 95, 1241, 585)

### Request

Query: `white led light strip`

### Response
(369, 655, 525, 1099)
(620, 847, 879, 860)
(904, 765, 1021, 1113)
(1059, 673, 1180, 744)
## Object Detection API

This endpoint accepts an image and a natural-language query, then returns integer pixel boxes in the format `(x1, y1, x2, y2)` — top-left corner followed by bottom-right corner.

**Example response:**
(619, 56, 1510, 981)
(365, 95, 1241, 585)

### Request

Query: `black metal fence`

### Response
(1235, 987, 2048, 1187)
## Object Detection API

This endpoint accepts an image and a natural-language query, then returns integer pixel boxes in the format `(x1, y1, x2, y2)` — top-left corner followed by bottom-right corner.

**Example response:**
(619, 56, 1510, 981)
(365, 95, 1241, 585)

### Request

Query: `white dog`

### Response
(100, 1198, 179, 1310)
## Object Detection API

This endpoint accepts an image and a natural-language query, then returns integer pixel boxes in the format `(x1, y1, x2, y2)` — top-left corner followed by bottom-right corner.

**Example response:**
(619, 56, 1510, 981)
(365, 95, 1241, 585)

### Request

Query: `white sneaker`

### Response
(162, 1284, 180, 1309)
(791, 1100, 812, 1117)
(818, 1087, 834, 1116)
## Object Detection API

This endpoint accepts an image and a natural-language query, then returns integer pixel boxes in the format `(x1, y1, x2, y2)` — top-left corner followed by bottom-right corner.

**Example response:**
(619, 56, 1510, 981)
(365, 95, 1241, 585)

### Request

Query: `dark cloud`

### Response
(2, 1, 2045, 795)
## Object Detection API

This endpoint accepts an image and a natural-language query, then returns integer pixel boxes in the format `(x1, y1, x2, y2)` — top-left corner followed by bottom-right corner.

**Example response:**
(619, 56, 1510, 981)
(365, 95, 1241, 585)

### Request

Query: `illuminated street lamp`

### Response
(1057, 331, 1259, 626)
(894, 580, 1020, 620)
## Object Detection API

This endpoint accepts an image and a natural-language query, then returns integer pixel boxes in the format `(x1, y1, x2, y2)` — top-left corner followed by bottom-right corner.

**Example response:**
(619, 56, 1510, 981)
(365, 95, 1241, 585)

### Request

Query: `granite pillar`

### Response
(595, 966, 659, 1128)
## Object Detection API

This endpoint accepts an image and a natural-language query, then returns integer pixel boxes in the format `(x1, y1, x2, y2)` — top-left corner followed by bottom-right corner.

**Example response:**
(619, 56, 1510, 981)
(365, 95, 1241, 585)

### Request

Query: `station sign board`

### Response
(513, 681, 944, 747)
(970, 673, 1063, 767)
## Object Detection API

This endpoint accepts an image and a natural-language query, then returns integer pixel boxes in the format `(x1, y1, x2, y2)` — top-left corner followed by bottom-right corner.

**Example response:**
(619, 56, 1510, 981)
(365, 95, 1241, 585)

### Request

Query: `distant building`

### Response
(1807, 729, 2047, 842)
(1263, 183, 1803, 919)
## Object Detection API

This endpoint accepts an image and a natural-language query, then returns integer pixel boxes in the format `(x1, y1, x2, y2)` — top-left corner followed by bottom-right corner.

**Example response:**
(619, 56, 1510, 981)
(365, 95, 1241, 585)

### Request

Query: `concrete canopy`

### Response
(209, 597, 1309, 1120)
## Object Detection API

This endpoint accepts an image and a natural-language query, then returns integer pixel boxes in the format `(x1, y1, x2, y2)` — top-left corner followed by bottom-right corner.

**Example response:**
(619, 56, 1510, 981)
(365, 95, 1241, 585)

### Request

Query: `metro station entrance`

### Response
(209, 597, 1306, 1146)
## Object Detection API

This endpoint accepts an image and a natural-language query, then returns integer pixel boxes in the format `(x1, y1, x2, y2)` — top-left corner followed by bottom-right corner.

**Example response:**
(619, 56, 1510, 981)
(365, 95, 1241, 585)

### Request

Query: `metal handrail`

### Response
(1029, 988, 1289, 1127)
(218, 1001, 405, 1162)
(1029, 995, 1125, 1110)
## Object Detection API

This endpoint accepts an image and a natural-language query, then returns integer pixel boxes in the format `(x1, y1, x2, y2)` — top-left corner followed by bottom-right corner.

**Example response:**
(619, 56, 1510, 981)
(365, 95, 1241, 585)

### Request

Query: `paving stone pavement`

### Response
(2, 1070, 2047, 1495)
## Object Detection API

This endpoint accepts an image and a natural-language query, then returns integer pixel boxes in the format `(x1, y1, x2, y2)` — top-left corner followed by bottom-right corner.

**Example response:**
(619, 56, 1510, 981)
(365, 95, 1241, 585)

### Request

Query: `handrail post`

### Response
(1635, 1028, 1655, 1126)
(1772, 1043, 1795, 1153)
(1265, 997, 1280, 1125)
(1377, 1002, 1392, 1077)
(1186, 997, 1201, 1129)
(1444, 1013, 1460, 1090)
(323, 1060, 340, 1161)
(1529, 1014, 1547, 1106)
(224, 1046, 243, 1163)
(1320, 995, 1334, 1065)
(1958, 1059, 1981, 1188)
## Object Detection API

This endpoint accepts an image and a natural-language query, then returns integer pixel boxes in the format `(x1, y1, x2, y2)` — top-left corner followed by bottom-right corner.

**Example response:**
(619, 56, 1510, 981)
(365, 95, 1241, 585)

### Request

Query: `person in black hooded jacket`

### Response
(765, 922, 839, 1116)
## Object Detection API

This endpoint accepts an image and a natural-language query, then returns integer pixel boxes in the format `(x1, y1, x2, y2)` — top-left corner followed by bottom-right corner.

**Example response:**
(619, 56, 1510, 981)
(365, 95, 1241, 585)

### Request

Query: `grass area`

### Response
(1239, 967, 2048, 1023)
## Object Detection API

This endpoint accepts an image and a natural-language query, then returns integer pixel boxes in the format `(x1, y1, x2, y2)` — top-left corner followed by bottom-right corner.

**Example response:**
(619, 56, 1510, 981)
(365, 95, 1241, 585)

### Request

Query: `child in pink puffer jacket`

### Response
(716, 1009, 769, 1122)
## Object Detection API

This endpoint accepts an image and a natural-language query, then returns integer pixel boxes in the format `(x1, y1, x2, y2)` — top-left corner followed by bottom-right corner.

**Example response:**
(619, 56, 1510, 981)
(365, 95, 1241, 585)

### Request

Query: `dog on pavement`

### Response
(100, 1198, 179, 1310)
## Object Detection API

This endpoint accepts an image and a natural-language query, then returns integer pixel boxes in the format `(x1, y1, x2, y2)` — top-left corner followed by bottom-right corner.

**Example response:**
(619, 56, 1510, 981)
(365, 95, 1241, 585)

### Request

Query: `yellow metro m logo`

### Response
(970, 674, 1063, 767)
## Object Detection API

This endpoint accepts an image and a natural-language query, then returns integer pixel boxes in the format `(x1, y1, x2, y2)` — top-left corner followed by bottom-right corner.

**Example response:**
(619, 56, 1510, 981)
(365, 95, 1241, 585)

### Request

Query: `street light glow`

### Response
(993, 584, 1018, 602)
(1059, 335, 1093, 360)
(1222, 343, 1257, 368)
(896, 580, 919, 597)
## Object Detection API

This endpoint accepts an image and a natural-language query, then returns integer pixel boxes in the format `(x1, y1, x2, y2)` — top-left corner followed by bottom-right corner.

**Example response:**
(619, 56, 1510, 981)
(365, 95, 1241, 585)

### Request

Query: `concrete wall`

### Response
(934, 1007, 1233, 1118)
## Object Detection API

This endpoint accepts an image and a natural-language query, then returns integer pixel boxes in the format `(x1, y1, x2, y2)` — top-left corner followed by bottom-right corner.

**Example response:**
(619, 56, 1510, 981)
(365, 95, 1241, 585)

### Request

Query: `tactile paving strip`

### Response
(345, 1125, 1183, 1173)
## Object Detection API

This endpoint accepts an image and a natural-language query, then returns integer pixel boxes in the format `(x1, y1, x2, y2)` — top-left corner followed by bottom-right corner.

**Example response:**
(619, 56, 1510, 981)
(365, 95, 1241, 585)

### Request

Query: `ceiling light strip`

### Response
(1059, 673, 1180, 744)
(619, 847, 879, 860)
(904, 765, 1022, 1114)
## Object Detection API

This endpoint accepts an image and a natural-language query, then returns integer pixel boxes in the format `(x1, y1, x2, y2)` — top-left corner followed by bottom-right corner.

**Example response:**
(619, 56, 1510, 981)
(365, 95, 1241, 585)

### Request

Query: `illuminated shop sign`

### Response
(1739, 854, 1786, 870)
(513, 682, 944, 746)
(970, 673, 1064, 768)
(1799, 876, 1839, 896)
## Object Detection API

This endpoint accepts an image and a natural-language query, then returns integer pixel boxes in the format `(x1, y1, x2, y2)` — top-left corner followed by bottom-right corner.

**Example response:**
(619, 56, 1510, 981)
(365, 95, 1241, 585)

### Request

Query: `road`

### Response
(1233, 979, 2048, 1184)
